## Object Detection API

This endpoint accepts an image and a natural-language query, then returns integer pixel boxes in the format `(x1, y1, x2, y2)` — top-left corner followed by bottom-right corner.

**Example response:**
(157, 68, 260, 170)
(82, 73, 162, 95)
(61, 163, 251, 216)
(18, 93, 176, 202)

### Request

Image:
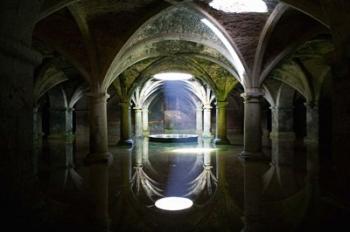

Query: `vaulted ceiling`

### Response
(33, 0, 335, 103)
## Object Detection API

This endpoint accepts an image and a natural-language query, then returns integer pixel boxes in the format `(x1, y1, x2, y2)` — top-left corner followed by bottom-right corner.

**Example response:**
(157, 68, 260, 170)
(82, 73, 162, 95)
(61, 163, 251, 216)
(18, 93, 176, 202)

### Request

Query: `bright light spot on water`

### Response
(155, 197, 193, 211)
(209, 0, 268, 13)
(172, 148, 217, 153)
(154, 72, 193, 81)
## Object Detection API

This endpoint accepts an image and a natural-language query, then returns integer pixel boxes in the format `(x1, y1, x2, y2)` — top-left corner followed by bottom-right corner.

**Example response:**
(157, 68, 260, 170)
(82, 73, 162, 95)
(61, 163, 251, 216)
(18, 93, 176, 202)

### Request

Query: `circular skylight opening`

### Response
(209, 0, 268, 13)
(155, 197, 193, 211)
(153, 72, 193, 81)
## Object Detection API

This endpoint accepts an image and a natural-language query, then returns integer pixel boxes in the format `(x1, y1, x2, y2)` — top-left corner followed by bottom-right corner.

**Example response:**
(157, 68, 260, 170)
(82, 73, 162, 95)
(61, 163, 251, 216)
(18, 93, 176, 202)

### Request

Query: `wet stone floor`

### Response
(35, 137, 349, 232)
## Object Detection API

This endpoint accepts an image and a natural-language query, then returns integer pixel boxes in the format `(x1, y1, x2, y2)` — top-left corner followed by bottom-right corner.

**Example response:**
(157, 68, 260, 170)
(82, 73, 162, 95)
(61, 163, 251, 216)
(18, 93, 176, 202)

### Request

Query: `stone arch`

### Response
(103, 4, 246, 90)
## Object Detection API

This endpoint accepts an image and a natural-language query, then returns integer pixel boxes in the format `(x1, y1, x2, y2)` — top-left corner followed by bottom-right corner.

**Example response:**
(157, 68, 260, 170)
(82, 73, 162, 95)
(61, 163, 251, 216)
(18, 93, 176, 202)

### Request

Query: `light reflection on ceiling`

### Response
(209, 0, 268, 13)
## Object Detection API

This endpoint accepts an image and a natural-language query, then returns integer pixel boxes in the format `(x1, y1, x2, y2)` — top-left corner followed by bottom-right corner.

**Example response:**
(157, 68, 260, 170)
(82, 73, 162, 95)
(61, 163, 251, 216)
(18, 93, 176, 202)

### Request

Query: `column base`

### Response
(143, 131, 150, 136)
(196, 130, 203, 136)
(85, 152, 113, 166)
(214, 137, 230, 145)
(202, 133, 213, 138)
(239, 151, 265, 161)
(270, 132, 296, 141)
(47, 133, 75, 142)
(304, 137, 319, 146)
(117, 139, 134, 148)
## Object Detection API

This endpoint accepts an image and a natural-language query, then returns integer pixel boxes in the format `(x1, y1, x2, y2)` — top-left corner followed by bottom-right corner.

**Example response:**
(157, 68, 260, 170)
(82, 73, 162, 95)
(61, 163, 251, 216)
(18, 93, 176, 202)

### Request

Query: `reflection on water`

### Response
(129, 138, 218, 209)
(35, 137, 348, 232)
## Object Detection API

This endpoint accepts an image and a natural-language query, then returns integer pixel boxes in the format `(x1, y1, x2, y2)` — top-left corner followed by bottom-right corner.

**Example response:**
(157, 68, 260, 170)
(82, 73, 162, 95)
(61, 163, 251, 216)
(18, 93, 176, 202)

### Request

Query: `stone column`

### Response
(215, 101, 230, 144)
(270, 106, 295, 140)
(203, 104, 212, 137)
(85, 92, 112, 163)
(270, 106, 296, 165)
(48, 107, 74, 140)
(48, 141, 75, 193)
(305, 103, 319, 144)
(134, 138, 143, 166)
(304, 103, 320, 188)
(240, 89, 264, 159)
(196, 107, 203, 135)
(86, 92, 112, 231)
(134, 107, 143, 137)
(142, 108, 149, 136)
(33, 107, 42, 177)
(305, 133, 321, 230)
(33, 106, 43, 143)
(261, 108, 270, 148)
(241, 160, 264, 232)
(118, 102, 133, 146)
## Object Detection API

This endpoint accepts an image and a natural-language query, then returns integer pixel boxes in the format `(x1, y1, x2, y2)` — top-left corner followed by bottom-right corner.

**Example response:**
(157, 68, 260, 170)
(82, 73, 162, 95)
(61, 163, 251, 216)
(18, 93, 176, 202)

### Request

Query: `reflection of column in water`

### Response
(266, 138, 298, 196)
(48, 141, 74, 192)
(203, 138, 211, 166)
(271, 135, 295, 166)
(216, 147, 220, 180)
(241, 160, 264, 232)
(263, 162, 299, 198)
(204, 151, 211, 166)
(134, 138, 143, 166)
(305, 141, 320, 229)
(89, 164, 110, 231)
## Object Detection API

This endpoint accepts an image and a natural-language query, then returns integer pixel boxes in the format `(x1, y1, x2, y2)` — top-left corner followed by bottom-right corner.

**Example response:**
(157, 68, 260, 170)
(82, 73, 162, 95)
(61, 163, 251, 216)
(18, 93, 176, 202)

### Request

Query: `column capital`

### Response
(203, 104, 212, 110)
(216, 101, 229, 108)
(87, 92, 110, 102)
(241, 88, 264, 102)
(119, 102, 130, 108)
(304, 101, 319, 110)
(196, 106, 203, 111)
(269, 106, 294, 111)
(49, 107, 73, 112)
(33, 106, 39, 113)
(133, 107, 142, 111)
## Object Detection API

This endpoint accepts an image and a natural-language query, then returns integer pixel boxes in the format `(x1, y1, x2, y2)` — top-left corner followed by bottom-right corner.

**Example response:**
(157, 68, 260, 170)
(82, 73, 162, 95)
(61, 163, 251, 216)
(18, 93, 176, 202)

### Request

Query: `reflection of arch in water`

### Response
(185, 139, 218, 199)
(130, 165, 164, 202)
(185, 165, 218, 197)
